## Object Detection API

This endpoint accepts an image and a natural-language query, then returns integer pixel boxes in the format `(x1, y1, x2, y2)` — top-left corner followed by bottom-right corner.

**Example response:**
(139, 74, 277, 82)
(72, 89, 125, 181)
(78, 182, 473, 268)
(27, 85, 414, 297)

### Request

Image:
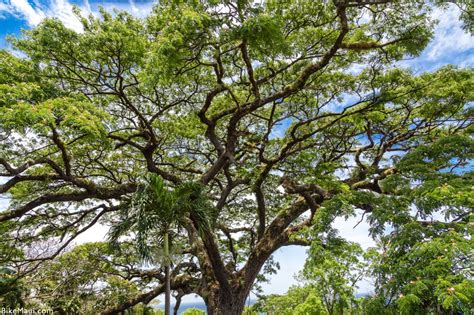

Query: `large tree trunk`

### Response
(201, 257, 268, 315)
(197, 224, 295, 314)
(204, 289, 247, 315)
(189, 196, 305, 315)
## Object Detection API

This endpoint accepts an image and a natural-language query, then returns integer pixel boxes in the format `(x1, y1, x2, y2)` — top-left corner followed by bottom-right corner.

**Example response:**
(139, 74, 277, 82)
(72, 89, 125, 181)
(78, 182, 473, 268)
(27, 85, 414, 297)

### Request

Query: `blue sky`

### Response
(1, 0, 473, 307)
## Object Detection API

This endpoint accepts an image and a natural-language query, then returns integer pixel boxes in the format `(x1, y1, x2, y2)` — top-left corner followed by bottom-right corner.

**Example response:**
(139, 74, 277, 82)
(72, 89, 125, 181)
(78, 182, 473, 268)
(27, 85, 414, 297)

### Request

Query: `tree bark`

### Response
(164, 232, 171, 315)
(204, 289, 247, 315)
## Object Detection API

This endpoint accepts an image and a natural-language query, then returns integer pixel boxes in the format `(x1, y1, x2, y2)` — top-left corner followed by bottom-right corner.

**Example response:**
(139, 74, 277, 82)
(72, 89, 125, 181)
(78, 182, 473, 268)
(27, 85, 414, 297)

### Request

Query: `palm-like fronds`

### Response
(174, 182, 217, 234)
(107, 174, 215, 262)
(107, 174, 217, 315)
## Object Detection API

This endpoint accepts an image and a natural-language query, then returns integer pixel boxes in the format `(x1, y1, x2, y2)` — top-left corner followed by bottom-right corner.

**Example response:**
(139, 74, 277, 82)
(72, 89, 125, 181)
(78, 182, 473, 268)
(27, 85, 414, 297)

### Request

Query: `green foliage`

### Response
(357, 295, 398, 315)
(254, 239, 366, 314)
(0, 1, 472, 313)
(145, 3, 212, 83)
(0, 96, 109, 136)
(252, 286, 327, 315)
(181, 308, 206, 315)
(125, 304, 165, 315)
(24, 242, 144, 314)
(242, 306, 258, 315)
(368, 223, 473, 314)
(108, 174, 213, 262)
(0, 267, 25, 308)
(303, 239, 367, 314)
(257, 222, 473, 314)
(238, 14, 288, 56)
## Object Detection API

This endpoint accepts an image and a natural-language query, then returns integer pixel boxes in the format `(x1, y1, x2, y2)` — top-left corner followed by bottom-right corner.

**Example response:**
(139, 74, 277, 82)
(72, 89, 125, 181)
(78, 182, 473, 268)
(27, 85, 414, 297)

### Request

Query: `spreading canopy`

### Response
(0, 0, 472, 314)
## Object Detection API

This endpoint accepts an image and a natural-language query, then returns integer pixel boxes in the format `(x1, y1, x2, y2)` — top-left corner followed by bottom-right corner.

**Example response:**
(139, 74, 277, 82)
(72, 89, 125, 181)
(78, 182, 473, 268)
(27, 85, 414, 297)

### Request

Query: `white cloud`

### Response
(74, 222, 108, 244)
(97, 0, 155, 19)
(1, 0, 83, 31)
(0, 2, 15, 19)
(262, 246, 307, 295)
(458, 53, 474, 68)
(262, 211, 376, 297)
(48, 0, 84, 31)
(83, 0, 91, 15)
(9, 0, 45, 26)
(0, 196, 9, 212)
(334, 212, 376, 250)
(427, 5, 474, 61)
(0, 0, 158, 34)
(128, 0, 139, 15)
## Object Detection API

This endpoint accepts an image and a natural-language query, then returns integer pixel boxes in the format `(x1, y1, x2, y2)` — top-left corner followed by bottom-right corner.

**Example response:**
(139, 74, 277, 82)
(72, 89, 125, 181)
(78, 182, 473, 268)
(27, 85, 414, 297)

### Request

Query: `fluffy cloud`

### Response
(8, 0, 45, 25)
(97, 0, 155, 19)
(1, 0, 83, 31)
(427, 4, 474, 61)
(0, 0, 157, 33)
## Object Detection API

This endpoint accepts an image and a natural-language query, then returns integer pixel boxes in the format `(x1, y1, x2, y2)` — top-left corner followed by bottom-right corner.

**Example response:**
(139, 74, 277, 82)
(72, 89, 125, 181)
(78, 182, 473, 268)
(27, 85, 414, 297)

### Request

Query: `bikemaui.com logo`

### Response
(1, 308, 53, 315)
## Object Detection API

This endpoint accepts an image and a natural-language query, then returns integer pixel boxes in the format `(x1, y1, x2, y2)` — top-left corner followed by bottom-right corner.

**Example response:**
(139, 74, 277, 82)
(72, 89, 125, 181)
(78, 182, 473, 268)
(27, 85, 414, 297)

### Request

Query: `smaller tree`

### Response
(251, 286, 327, 315)
(0, 221, 26, 308)
(124, 304, 165, 315)
(181, 308, 206, 315)
(0, 266, 25, 308)
(302, 238, 368, 314)
(24, 242, 143, 314)
(252, 238, 367, 315)
(108, 174, 214, 315)
(368, 225, 473, 314)
(363, 132, 474, 314)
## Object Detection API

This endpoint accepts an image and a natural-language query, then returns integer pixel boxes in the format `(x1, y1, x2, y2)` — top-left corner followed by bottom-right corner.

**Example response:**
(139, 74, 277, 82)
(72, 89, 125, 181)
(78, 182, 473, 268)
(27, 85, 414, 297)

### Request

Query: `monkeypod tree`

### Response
(0, 0, 472, 314)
